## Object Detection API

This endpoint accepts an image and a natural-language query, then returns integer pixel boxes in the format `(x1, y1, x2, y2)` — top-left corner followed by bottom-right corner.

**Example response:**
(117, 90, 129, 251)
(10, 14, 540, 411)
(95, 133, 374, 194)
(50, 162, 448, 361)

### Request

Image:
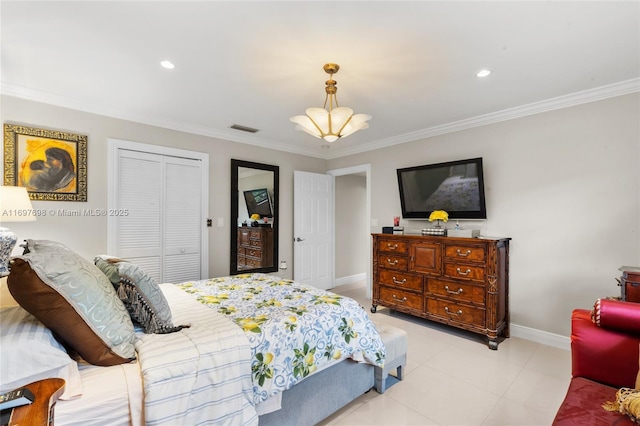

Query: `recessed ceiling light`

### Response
(476, 69, 491, 78)
(160, 60, 175, 69)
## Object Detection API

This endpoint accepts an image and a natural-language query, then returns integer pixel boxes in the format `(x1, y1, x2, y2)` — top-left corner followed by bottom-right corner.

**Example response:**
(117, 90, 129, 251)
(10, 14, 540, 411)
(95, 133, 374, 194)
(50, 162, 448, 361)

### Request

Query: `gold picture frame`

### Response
(4, 124, 87, 201)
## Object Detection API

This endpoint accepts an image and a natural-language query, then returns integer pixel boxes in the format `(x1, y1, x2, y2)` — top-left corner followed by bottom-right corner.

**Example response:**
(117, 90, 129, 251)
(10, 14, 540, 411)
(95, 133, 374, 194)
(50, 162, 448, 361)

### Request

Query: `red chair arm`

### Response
(571, 308, 640, 388)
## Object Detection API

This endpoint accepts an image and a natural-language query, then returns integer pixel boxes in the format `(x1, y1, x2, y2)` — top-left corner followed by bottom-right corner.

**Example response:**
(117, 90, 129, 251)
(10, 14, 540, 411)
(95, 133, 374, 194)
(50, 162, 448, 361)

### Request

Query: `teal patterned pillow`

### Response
(95, 257, 187, 334)
(8, 240, 136, 366)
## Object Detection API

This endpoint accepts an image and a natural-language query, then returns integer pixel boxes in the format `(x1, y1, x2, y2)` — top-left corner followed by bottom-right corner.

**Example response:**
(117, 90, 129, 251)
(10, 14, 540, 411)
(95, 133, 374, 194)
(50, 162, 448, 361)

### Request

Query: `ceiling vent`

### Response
(229, 124, 259, 133)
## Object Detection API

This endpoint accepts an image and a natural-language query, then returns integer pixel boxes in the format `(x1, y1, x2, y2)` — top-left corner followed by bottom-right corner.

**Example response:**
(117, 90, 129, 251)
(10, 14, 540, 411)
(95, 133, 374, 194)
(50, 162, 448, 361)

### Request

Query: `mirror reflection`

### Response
(230, 159, 279, 275)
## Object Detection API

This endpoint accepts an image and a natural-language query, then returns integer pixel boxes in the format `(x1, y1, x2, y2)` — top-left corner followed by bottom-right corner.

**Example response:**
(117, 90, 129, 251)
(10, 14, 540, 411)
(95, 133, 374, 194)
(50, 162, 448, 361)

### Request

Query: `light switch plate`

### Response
(217, 217, 224, 227)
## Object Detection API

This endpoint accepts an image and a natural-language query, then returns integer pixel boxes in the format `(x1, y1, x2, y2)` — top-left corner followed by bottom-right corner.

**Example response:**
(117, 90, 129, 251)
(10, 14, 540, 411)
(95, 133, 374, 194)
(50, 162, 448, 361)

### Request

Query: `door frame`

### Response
(327, 164, 372, 298)
(107, 138, 210, 279)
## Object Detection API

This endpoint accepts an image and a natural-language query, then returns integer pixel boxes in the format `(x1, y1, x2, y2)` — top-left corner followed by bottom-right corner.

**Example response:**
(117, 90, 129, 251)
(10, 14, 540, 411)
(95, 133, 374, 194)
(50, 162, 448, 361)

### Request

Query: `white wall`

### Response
(329, 93, 640, 337)
(1, 95, 327, 279)
(335, 174, 367, 280)
(3, 93, 639, 338)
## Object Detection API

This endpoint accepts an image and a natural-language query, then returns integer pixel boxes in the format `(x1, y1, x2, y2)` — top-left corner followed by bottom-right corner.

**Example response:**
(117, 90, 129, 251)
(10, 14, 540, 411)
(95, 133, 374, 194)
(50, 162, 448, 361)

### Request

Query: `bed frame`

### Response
(259, 359, 374, 425)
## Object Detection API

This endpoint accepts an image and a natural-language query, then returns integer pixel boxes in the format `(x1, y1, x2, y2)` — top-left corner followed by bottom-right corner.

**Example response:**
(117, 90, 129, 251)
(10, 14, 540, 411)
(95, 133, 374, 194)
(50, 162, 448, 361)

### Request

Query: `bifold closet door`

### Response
(163, 156, 202, 283)
(113, 149, 202, 283)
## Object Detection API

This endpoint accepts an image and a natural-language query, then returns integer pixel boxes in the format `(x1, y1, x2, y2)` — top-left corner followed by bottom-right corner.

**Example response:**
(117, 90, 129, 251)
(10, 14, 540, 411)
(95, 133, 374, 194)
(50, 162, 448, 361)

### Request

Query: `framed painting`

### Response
(3, 124, 87, 201)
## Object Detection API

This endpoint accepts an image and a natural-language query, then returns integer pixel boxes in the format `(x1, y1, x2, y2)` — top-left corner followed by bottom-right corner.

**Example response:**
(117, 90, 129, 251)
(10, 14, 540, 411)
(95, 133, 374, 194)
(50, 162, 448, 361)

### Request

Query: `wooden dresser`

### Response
(372, 233, 510, 349)
(237, 227, 274, 270)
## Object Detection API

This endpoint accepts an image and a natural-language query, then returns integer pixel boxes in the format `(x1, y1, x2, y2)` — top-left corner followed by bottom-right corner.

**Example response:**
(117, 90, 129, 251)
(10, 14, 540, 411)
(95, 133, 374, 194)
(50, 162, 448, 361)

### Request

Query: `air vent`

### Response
(229, 124, 259, 133)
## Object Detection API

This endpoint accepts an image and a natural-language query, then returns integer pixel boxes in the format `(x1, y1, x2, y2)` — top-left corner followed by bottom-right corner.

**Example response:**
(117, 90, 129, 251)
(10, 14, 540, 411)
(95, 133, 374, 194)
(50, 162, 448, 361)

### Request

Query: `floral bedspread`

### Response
(176, 273, 385, 405)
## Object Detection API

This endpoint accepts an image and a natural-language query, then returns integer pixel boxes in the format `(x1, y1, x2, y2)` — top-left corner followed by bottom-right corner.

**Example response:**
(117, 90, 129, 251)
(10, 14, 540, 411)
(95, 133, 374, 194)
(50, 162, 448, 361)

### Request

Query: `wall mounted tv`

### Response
(397, 157, 487, 220)
(243, 188, 274, 218)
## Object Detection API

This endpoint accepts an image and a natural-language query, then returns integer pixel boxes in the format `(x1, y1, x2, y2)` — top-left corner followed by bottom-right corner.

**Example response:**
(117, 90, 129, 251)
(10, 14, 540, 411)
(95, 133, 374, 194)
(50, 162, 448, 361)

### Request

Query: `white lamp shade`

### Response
(291, 105, 371, 142)
(340, 113, 372, 138)
(0, 186, 36, 223)
(305, 107, 331, 134)
(290, 115, 322, 138)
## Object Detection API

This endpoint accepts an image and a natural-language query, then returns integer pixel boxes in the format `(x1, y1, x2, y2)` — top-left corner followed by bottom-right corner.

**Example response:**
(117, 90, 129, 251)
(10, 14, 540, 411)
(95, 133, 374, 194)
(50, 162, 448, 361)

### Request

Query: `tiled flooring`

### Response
(318, 284, 571, 426)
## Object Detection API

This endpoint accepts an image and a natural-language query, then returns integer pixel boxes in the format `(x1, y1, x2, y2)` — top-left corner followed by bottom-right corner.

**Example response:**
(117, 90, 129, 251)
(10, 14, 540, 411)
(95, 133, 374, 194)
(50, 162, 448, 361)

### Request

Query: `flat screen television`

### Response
(243, 188, 274, 218)
(397, 157, 487, 220)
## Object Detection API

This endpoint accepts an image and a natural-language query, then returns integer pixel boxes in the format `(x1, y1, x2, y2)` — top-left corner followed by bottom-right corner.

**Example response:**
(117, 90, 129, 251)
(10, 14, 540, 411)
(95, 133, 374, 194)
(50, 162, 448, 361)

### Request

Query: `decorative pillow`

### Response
(7, 240, 136, 366)
(0, 305, 82, 400)
(603, 388, 640, 422)
(591, 298, 640, 334)
(95, 256, 187, 334)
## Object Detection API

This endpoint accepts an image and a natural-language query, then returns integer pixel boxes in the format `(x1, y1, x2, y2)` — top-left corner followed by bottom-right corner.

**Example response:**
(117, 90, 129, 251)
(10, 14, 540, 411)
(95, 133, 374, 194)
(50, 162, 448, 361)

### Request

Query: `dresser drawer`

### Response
(379, 270, 423, 292)
(249, 239, 264, 249)
(243, 257, 263, 268)
(380, 286, 423, 311)
(377, 239, 409, 254)
(427, 279, 485, 305)
(378, 254, 408, 271)
(443, 263, 485, 282)
(249, 229, 266, 240)
(426, 299, 485, 327)
(245, 248, 263, 260)
(444, 244, 486, 263)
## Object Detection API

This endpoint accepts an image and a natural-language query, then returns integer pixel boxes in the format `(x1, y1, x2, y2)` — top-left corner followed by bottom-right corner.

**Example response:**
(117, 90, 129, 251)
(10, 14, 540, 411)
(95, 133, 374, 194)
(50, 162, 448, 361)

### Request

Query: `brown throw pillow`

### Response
(7, 240, 135, 366)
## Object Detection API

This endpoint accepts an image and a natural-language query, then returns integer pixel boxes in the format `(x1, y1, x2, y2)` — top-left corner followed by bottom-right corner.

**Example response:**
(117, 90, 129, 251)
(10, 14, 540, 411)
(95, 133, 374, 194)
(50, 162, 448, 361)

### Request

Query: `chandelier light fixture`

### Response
(290, 63, 371, 143)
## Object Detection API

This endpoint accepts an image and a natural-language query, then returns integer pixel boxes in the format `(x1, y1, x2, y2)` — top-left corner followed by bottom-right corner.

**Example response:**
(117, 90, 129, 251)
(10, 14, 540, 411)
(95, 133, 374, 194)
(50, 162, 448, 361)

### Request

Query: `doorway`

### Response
(328, 164, 371, 298)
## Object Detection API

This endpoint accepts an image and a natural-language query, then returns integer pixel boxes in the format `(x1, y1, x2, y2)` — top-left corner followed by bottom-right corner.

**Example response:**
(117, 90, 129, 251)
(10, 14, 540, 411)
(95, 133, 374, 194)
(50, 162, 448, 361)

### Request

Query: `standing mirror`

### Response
(230, 159, 279, 275)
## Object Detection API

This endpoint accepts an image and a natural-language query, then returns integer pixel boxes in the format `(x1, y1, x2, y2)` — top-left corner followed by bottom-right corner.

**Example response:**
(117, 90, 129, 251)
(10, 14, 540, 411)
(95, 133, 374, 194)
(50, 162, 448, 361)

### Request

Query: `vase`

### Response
(433, 220, 441, 228)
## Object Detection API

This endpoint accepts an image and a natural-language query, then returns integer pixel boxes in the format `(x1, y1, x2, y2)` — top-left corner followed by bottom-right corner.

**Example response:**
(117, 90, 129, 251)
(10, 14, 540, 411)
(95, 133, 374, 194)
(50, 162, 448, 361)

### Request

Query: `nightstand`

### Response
(3, 378, 65, 426)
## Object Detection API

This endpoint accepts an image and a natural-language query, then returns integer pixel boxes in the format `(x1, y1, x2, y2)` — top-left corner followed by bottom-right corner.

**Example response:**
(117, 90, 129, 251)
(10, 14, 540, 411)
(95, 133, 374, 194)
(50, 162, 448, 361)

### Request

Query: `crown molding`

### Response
(3, 78, 638, 161)
(325, 77, 640, 159)
(0, 82, 325, 158)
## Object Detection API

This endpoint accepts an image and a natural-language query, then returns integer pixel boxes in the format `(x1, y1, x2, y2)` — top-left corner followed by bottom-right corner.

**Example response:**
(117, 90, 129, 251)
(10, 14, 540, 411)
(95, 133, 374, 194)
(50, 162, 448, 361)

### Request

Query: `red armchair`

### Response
(553, 299, 640, 425)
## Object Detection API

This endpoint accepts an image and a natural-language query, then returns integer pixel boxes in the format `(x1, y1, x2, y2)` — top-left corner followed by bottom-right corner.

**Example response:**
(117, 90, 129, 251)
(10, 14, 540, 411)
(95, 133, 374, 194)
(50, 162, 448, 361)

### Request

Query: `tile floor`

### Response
(318, 284, 571, 426)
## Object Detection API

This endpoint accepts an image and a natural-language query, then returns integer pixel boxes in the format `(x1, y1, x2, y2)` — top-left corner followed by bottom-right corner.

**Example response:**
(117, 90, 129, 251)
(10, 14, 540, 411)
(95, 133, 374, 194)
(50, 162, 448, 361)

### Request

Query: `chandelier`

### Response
(290, 63, 371, 143)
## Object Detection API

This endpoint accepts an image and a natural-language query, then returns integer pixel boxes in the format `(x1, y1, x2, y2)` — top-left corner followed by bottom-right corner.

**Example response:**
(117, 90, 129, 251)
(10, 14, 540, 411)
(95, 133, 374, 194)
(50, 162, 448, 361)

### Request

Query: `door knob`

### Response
(295, 237, 305, 242)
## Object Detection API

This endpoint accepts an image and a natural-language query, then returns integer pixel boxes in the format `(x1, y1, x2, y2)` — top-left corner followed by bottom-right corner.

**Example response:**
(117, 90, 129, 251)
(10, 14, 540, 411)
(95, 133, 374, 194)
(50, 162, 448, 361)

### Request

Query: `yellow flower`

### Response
(251, 213, 260, 221)
(428, 210, 449, 222)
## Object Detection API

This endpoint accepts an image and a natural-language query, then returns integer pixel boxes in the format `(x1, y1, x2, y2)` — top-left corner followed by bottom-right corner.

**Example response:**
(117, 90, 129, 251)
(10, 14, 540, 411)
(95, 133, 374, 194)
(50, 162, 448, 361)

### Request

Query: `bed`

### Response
(1, 240, 385, 425)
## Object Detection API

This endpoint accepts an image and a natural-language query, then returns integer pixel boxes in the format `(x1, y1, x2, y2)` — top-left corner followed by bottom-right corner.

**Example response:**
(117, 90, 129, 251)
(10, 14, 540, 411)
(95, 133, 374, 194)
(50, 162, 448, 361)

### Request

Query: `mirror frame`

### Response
(230, 159, 279, 275)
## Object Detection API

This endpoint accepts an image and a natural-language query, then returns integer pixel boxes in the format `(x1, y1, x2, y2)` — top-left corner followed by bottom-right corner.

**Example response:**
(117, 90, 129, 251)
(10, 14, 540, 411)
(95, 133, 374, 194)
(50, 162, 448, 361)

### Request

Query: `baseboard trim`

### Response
(510, 323, 570, 351)
(329, 276, 572, 351)
(332, 273, 366, 291)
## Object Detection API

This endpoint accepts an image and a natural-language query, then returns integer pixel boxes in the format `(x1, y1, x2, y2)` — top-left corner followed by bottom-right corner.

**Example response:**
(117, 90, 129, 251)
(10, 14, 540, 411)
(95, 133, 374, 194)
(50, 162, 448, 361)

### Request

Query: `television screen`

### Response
(243, 188, 273, 218)
(397, 157, 487, 220)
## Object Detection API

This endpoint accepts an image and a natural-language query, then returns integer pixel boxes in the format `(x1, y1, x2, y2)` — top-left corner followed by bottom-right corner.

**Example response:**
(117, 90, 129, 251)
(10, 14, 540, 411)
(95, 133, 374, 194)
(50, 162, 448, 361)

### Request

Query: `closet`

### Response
(108, 140, 209, 283)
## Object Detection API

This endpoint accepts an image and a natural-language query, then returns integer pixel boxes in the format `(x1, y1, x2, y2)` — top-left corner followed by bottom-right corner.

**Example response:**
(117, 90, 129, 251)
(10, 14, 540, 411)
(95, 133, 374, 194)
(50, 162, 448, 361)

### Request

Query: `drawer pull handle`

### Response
(444, 307, 463, 316)
(457, 249, 472, 257)
(387, 243, 398, 250)
(387, 258, 399, 265)
(392, 294, 407, 303)
(456, 268, 472, 276)
(392, 276, 407, 285)
(445, 285, 463, 295)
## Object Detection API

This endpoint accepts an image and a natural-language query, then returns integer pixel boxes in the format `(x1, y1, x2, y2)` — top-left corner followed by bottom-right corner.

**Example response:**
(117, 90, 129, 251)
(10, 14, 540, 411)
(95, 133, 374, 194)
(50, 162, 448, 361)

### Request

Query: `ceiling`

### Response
(1, 1, 639, 159)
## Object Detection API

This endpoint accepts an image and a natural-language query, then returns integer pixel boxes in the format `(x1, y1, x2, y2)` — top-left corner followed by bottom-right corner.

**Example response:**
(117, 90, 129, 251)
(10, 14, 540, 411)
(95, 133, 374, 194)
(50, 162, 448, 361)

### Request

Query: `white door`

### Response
(293, 171, 334, 290)
(163, 157, 203, 283)
(108, 140, 208, 283)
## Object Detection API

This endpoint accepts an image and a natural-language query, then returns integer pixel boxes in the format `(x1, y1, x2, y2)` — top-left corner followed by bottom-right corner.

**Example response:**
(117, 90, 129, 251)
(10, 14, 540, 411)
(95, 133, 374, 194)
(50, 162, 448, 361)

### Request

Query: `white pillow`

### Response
(0, 306, 82, 400)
